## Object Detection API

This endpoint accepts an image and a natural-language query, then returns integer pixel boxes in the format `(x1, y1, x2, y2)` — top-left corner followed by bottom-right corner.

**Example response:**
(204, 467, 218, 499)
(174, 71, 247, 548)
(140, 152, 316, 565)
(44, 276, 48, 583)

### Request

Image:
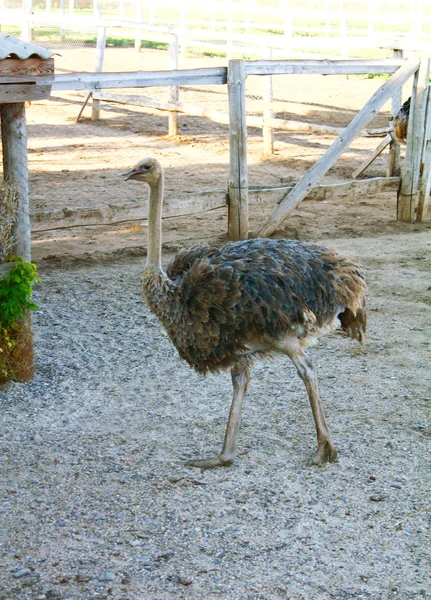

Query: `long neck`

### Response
(146, 173, 164, 271)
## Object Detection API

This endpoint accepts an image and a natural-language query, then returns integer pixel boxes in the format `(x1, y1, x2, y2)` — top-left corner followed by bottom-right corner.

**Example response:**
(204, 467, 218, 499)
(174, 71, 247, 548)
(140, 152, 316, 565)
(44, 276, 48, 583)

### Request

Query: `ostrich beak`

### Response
(122, 167, 138, 181)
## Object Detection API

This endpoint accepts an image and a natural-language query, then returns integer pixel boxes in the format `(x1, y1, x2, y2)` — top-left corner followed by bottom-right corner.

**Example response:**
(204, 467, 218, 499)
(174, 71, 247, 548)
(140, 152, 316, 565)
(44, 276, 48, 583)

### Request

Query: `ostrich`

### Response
(393, 96, 410, 143)
(122, 158, 367, 469)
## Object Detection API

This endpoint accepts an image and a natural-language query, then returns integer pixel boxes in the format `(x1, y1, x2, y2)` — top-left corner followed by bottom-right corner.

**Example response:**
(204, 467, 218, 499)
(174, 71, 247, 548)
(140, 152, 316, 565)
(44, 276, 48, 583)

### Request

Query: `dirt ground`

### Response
(1, 48, 431, 599)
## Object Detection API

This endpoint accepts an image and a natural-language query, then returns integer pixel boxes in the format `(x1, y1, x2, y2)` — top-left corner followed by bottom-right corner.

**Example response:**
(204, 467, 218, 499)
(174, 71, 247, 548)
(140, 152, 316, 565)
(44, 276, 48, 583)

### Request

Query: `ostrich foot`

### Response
(311, 440, 338, 465)
(185, 454, 235, 470)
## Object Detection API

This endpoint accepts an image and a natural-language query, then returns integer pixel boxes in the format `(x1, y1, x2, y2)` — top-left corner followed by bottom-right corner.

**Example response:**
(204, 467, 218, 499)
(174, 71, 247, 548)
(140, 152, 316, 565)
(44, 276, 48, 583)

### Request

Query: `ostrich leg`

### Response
(186, 362, 250, 469)
(290, 350, 338, 465)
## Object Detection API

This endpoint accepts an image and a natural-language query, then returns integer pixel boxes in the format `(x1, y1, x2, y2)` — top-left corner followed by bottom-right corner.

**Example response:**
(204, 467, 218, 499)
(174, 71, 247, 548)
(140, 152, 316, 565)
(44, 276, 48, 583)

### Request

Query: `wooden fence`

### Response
(5, 0, 431, 59)
(21, 56, 430, 241)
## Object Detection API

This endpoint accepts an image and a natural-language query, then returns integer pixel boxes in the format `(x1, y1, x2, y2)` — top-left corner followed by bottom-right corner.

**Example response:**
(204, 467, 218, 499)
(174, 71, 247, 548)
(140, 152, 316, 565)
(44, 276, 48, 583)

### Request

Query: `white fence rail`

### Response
(3, 0, 431, 58)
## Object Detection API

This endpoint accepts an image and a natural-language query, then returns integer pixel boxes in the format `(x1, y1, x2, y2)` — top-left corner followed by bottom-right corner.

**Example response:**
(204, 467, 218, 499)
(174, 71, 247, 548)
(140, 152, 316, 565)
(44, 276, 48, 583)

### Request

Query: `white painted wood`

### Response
(258, 54, 420, 238)
(245, 59, 404, 77)
(0, 102, 31, 261)
(228, 60, 248, 241)
(398, 58, 430, 222)
(168, 33, 179, 137)
(49, 68, 228, 91)
(262, 47, 274, 156)
(92, 26, 107, 121)
(351, 134, 392, 179)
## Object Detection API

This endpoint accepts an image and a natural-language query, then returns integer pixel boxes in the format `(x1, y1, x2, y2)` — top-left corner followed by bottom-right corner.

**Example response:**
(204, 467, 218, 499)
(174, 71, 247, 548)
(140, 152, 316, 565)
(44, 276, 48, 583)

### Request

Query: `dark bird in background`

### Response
(393, 96, 411, 143)
(122, 158, 367, 469)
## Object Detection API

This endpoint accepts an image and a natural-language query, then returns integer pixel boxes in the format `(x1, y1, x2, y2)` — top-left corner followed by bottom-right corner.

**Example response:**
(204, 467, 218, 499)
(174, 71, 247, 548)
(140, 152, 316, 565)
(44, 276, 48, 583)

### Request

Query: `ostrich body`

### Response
(123, 158, 367, 469)
(393, 97, 410, 143)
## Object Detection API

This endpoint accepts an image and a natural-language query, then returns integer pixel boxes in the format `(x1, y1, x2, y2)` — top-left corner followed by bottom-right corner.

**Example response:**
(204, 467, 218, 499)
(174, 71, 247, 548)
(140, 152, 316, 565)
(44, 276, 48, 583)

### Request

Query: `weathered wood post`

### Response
(262, 47, 274, 156)
(92, 26, 106, 121)
(1, 102, 33, 381)
(135, 0, 142, 52)
(168, 32, 179, 137)
(258, 55, 420, 237)
(397, 57, 430, 222)
(417, 82, 431, 221)
(228, 59, 249, 241)
(387, 48, 403, 176)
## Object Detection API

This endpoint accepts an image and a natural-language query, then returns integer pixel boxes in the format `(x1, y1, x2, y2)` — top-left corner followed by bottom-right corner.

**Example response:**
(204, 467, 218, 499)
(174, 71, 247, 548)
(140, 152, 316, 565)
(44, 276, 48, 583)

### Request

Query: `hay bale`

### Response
(0, 180, 19, 262)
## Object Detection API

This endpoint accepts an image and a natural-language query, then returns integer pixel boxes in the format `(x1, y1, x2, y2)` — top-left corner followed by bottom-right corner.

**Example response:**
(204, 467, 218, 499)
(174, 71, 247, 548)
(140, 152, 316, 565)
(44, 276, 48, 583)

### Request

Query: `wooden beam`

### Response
(48, 68, 228, 91)
(28, 177, 400, 232)
(168, 32, 179, 137)
(244, 58, 405, 77)
(262, 47, 274, 155)
(250, 176, 400, 204)
(0, 101, 34, 382)
(351, 133, 392, 179)
(0, 84, 51, 103)
(1, 102, 30, 261)
(398, 58, 430, 222)
(0, 57, 54, 81)
(387, 48, 403, 176)
(92, 26, 106, 121)
(257, 54, 420, 238)
(30, 190, 228, 232)
(228, 59, 248, 241)
(417, 84, 431, 222)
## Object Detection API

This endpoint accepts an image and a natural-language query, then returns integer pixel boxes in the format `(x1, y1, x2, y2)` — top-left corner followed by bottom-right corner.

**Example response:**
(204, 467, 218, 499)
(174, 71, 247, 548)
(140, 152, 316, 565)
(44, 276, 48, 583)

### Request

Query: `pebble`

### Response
(99, 571, 115, 582)
(12, 568, 32, 578)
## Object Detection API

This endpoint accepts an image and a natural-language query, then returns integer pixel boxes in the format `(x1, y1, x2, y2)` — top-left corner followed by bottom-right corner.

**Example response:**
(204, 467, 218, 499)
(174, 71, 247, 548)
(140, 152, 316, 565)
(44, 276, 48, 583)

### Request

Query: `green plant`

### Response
(0, 257, 39, 381)
(0, 257, 40, 330)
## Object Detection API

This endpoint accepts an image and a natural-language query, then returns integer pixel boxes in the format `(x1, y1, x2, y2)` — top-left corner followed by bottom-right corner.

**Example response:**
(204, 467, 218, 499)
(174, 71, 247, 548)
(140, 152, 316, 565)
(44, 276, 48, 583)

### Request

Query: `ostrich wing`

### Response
(167, 245, 219, 279)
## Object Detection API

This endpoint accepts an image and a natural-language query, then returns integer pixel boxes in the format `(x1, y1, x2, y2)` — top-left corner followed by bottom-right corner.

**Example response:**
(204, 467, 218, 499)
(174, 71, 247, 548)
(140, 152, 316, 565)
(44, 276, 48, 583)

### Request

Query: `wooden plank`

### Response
(48, 68, 228, 91)
(257, 54, 420, 238)
(398, 58, 430, 223)
(29, 178, 400, 232)
(228, 59, 248, 241)
(91, 26, 106, 121)
(1, 102, 31, 261)
(262, 47, 274, 155)
(30, 191, 228, 232)
(250, 177, 400, 204)
(351, 134, 392, 179)
(168, 33, 179, 137)
(0, 57, 55, 81)
(417, 84, 431, 222)
(245, 58, 404, 76)
(0, 84, 51, 103)
(387, 48, 403, 176)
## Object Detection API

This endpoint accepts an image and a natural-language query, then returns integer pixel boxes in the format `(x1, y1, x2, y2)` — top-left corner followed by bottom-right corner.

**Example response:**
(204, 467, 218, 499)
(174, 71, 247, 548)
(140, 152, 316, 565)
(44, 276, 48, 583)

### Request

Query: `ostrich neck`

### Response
(143, 173, 175, 319)
(146, 175, 164, 270)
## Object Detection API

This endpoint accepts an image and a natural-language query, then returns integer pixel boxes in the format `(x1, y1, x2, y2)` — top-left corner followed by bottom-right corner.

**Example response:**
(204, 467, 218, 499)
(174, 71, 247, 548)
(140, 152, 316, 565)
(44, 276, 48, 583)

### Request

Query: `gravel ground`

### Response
(1, 231, 430, 600)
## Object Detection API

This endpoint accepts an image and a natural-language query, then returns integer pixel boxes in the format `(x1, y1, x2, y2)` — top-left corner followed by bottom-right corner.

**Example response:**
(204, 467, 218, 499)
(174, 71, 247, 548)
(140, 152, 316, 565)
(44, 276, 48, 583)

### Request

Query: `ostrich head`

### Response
(122, 158, 162, 185)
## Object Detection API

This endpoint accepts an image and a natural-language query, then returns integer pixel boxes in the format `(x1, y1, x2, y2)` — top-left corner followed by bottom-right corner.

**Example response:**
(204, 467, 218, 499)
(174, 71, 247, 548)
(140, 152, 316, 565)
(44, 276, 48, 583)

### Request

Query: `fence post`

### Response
(262, 46, 274, 155)
(135, 0, 142, 52)
(228, 59, 248, 241)
(417, 83, 431, 221)
(21, 0, 32, 42)
(1, 102, 34, 382)
(397, 58, 430, 222)
(387, 48, 403, 176)
(168, 32, 179, 137)
(60, 0, 66, 43)
(92, 26, 106, 121)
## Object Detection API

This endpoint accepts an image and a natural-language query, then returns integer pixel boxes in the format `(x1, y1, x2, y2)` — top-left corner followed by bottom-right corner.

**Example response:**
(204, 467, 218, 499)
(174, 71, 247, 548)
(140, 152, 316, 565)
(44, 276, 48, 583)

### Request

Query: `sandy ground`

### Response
(1, 48, 431, 599)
